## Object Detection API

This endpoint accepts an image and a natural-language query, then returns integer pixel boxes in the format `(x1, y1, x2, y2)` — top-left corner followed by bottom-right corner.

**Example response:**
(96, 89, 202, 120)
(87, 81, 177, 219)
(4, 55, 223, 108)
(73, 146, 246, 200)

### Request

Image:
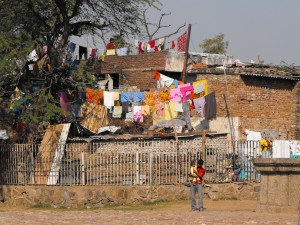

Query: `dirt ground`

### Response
(0, 199, 299, 225)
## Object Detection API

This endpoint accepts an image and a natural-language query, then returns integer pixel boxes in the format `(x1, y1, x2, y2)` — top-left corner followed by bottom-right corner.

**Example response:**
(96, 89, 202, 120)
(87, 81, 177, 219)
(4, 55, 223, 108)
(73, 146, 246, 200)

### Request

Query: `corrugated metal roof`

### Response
(241, 73, 300, 81)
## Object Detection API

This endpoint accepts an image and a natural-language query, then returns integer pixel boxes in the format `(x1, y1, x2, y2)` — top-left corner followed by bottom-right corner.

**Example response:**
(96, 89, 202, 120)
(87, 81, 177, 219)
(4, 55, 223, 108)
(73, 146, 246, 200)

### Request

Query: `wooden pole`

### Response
(166, 102, 180, 183)
(201, 130, 207, 168)
(181, 24, 192, 83)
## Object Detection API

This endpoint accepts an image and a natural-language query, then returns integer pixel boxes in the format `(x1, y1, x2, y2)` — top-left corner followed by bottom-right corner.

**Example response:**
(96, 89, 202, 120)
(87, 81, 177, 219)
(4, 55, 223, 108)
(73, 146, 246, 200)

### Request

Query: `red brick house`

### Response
(96, 50, 300, 140)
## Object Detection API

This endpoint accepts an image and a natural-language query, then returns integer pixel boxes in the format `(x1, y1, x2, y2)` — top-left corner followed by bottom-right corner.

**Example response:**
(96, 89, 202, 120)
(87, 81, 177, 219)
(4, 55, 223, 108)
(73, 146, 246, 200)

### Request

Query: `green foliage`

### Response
(0, 0, 160, 142)
(200, 33, 229, 54)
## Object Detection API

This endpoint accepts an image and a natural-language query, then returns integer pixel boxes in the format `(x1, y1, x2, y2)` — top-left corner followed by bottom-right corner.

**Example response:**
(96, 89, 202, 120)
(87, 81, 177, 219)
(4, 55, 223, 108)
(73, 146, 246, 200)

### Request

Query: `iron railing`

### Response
(0, 139, 268, 186)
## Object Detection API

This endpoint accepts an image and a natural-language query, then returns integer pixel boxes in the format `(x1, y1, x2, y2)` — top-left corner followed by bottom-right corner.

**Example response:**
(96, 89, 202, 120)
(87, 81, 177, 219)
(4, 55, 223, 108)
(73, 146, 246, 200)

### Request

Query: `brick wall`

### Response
(96, 51, 168, 89)
(197, 74, 299, 139)
(100, 51, 167, 72)
(94, 52, 300, 139)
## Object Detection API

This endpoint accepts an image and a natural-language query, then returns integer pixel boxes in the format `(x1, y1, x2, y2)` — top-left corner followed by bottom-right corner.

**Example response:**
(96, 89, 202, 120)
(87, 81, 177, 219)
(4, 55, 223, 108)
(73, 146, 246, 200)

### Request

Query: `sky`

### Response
(71, 0, 300, 65)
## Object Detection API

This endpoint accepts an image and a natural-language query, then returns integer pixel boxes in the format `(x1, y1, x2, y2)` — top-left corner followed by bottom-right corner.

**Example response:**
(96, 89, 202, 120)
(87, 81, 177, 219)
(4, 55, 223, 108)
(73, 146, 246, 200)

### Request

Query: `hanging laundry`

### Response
(149, 40, 156, 48)
(79, 46, 87, 60)
(91, 49, 97, 58)
(159, 74, 174, 88)
(170, 88, 183, 102)
(133, 92, 145, 103)
(133, 106, 143, 122)
(121, 92, 134, 102)
(103, 91, 116, 109)
(141, 105, 150, 115)
(106, 49, 116, 55)
(87, 48, 93, 58)
(138, 41, 144, 54)
(86, 88, 103, 105)
(134, 39, 139, 47)
(193, 80, 207, 95)
(179, 83, 194, 101)
(59, 91, 72, 117)
(122, 102, 130, 113)
(177, 32, 187, 52)
(112, 106, 122, 118)
(164, 102, 178, 120)
(154, 71, 161, 80)
(193, 97, 206, 117)
(125, 112, 133, 121)
(204, 92, 216, 120)
(116, 47, 128, 56)
(153, 103, 165, 125)
(158, 37, 166, 50)
(171, 41, 175, 49)
(174, 102, 183, 112)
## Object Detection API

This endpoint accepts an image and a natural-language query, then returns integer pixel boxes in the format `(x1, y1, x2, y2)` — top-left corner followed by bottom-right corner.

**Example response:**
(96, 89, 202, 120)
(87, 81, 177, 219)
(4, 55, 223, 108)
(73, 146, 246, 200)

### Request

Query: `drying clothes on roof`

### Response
(170, 88, 183, 102)
(106, 49, 116, 55)
(149, 40, 155, 48)
(116, 47, 128, 56)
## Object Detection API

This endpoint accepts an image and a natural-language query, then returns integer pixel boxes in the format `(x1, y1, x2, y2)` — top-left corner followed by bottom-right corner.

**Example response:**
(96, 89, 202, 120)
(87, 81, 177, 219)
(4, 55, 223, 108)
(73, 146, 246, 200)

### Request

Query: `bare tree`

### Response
(142, 8, 186, 41)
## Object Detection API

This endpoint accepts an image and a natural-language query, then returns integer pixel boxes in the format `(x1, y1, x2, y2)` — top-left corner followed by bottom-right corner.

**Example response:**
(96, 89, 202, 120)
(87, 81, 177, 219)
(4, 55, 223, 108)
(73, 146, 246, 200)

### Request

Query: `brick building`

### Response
(96, 50, 300, 140)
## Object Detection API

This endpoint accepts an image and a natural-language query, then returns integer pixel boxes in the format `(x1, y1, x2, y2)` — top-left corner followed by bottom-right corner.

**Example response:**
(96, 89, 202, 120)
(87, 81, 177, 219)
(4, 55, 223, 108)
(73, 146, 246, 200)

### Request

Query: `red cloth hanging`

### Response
(177, 32, 187, 52)
(171, 41, 175, 49)
(149, 40, 156, 48)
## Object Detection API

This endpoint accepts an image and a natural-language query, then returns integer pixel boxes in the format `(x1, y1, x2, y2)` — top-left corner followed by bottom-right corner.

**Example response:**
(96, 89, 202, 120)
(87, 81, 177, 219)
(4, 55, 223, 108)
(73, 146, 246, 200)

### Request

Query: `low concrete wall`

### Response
(254, 158, 300, 213)
(0, 183, 260, 208)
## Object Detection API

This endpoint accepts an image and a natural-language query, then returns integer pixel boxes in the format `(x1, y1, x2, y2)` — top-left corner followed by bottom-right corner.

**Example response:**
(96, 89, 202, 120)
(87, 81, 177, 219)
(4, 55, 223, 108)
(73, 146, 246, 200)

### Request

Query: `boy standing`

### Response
(189, 159, 205, 211)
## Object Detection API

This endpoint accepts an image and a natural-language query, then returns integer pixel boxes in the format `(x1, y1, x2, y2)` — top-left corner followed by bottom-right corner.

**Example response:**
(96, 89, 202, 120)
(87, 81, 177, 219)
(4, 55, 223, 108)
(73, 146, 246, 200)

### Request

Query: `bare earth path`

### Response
(0, 200, 299, 225)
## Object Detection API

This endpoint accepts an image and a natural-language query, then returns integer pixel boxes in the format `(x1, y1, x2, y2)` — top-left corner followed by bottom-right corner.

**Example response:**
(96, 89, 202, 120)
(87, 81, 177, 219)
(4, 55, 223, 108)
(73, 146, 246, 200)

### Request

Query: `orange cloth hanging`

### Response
(86, 88, 103, 105)
(154, 71, 161, 80)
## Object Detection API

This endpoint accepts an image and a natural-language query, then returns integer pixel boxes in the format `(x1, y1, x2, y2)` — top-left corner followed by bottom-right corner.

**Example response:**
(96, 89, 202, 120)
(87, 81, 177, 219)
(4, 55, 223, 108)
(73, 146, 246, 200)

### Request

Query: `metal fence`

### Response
(0, 139, 268, 186)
